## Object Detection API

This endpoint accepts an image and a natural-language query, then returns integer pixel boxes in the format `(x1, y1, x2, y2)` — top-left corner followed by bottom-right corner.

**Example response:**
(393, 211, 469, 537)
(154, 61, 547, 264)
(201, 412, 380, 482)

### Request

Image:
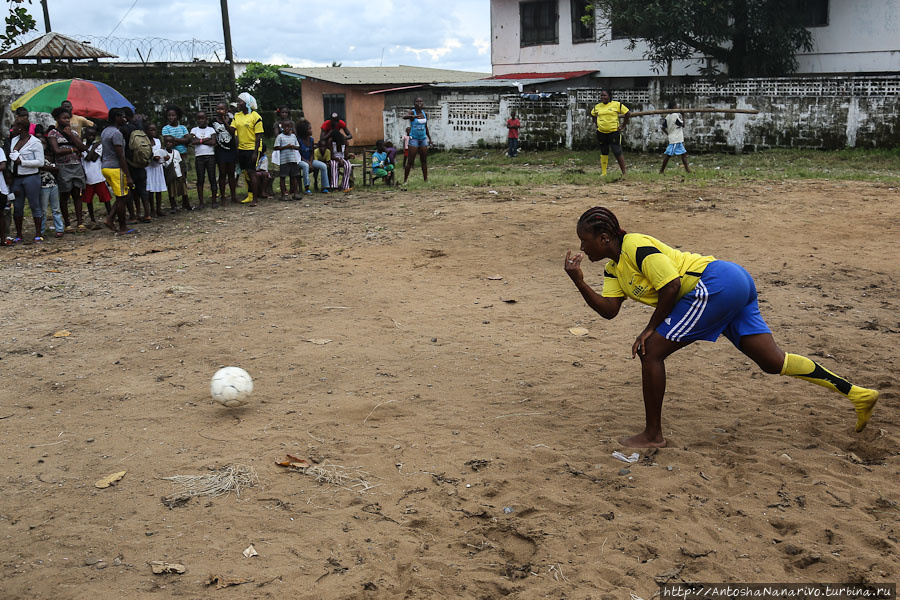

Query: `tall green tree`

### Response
(585, 0, 815, 77)
(2, 0, 37, 52)
(235, 62, 303, 111)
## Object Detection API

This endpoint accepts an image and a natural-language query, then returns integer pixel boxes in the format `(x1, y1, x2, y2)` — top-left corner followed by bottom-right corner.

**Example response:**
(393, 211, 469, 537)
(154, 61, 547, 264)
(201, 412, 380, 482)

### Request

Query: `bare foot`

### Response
(619, 432, 667, 448)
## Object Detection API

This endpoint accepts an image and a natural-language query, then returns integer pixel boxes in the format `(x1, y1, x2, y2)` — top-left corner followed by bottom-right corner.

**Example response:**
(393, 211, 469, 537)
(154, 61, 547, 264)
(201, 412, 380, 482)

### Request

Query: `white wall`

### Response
(491, 0, 900, 77)
(384, 76, 900, 151)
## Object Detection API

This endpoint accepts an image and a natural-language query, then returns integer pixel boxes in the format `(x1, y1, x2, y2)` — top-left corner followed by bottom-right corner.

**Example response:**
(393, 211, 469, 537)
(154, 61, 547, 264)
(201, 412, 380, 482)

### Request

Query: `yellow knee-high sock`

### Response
(780, 353, 878, 432)
(242, 171, 254, 202)
(600, 155, 609, 176)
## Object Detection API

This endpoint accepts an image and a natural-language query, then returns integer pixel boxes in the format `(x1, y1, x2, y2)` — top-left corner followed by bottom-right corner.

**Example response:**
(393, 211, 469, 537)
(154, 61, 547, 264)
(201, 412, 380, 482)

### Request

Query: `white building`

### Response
(490, 0, 900, 78)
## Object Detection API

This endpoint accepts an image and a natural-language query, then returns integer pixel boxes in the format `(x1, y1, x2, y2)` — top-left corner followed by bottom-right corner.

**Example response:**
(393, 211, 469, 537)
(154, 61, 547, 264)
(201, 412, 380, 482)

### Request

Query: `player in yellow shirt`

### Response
(564, 206, 879, 448)
(233, 92, 264, 206)
(589, 89, 630, 177)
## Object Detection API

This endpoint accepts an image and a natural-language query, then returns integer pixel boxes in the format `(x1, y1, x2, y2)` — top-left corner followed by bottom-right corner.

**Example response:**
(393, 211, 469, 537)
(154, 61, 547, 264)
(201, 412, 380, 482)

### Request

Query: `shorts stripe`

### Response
(665, 284, 703, 340)
(675, 281, 710, 341)
(667, 281, 709, 341)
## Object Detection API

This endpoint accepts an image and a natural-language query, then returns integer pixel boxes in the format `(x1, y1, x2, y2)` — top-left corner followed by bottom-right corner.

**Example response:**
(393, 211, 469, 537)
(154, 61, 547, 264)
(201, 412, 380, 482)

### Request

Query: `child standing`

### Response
(163, 136, 188, 212)
(38, 139, 63, 238)
(79, 126, 110, 226)
(402, 127, 410, 171)
(384, 141, 397, 167)
(212, 102, 238, 205)
(660, 100, 691, 174)
(506, 110, 520, 157)
(145, 124, 169, 217)
(162, 107, 191, 209)
(255, 143, 274, 199)
(274, 120, 304, 200)
(190, 111, 217, 208)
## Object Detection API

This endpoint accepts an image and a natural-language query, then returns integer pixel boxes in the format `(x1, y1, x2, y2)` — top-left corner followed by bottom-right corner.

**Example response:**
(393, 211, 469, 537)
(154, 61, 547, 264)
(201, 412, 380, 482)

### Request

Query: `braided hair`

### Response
(577, 207, 626, 242)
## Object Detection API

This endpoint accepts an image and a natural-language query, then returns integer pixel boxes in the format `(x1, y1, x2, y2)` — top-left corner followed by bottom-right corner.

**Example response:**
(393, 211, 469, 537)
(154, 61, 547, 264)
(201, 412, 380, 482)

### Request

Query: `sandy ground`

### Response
(0, 179, 898, 599)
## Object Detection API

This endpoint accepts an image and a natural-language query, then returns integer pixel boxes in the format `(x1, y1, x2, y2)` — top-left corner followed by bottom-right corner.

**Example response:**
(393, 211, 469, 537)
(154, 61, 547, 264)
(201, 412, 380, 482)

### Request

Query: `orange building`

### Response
(280, 66, 487, 147)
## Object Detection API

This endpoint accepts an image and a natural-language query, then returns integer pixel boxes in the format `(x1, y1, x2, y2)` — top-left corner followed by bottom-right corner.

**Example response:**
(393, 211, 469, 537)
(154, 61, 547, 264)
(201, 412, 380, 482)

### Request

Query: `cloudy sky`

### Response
(32, 0, 492, 72)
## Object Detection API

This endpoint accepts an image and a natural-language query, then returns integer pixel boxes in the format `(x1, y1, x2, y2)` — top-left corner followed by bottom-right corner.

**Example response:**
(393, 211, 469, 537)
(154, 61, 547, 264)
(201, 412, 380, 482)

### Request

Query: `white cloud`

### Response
(43, 0, 491, 72)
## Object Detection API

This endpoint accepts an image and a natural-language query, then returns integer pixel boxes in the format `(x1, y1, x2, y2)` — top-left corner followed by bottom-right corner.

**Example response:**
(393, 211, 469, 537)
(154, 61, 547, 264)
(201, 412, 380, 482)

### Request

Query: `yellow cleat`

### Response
(850, 387, 878, 432)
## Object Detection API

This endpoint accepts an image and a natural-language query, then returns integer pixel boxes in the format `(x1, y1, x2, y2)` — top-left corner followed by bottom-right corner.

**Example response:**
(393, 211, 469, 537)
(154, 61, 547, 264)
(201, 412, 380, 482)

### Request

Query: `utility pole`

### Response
(220, 0, 234, 63)
(40, 0, 52, 33)
(219, 0, 236, 97)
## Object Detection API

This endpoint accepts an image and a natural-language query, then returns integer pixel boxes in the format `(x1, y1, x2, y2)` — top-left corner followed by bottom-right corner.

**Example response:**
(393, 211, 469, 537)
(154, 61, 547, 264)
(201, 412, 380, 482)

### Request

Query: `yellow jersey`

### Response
(601, 233, 715, 307)
(233, 110, 264, 151)
(591, 101, 628, 133)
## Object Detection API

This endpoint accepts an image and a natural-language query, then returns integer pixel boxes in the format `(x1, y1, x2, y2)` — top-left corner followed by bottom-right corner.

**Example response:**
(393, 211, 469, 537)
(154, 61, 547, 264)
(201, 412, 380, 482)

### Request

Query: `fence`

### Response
(384, 75, 900, 152)
(12, 31, 230, 63)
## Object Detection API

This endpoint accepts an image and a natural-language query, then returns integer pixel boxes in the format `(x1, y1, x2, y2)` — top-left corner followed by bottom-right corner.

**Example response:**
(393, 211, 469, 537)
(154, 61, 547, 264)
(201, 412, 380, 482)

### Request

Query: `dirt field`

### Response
(1, 179, 898, 599)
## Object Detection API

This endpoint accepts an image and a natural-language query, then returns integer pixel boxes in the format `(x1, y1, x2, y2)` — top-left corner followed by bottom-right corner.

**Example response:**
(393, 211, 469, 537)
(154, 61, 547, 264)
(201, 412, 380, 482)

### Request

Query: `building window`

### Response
(571, 0, 594, 43)
(520, 0, 558, 47)
(801, 0, 828, 27)
(323, 94, 345, 121)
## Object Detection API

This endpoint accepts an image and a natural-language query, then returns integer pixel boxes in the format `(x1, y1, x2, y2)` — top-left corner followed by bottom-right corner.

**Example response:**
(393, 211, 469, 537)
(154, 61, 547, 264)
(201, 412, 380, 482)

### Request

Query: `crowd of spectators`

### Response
(0, 91, 407, 243)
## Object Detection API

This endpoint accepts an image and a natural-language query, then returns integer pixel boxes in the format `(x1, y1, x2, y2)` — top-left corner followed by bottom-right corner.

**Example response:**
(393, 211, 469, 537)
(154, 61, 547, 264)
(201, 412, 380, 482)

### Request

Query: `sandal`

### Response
(33, 236, 44, 243)
(115, 228, 137, 236)
(77, 223, 88, 232)
(64, 225, 75, 233)
(138, 216, 152, 223)
(55, 232, 64, 238)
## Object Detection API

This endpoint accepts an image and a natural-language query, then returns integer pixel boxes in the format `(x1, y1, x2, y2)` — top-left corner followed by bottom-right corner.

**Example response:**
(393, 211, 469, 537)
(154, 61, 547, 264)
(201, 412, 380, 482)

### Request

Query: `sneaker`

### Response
(55, 232, 64, 238)
(321, 189, 330, 194)
(33, 236, 44, 243)
(305, 189, 312, 194)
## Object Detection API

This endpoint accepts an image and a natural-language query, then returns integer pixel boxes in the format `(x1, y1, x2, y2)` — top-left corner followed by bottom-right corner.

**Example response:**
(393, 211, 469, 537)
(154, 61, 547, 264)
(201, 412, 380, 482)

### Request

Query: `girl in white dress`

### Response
(144, 124, 169, 217)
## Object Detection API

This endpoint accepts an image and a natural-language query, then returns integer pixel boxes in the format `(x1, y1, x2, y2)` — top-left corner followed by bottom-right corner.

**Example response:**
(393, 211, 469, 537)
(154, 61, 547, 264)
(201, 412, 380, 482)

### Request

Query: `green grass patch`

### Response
(391, 147, 900, 191)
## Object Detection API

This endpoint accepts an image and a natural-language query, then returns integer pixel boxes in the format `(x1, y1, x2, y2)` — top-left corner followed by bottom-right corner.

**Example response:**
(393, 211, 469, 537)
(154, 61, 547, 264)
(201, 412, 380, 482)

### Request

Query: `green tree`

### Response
(235, 62, 303, 111)
(584, 0, 814, 77)
(2, 0, 37, 52)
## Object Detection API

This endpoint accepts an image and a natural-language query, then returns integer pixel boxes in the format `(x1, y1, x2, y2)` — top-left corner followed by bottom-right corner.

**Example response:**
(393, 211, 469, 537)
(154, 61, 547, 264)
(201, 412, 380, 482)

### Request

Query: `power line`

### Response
(105, 0, 140, 40)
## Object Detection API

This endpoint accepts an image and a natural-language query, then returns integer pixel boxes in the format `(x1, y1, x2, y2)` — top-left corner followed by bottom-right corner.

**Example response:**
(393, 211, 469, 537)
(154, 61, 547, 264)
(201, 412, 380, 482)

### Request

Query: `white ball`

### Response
(210, 367, 253, 407)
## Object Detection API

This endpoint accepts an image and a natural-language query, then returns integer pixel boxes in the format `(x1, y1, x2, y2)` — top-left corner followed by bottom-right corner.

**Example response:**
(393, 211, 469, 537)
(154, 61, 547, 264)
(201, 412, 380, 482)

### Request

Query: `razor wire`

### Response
(13, 31, 232, 63)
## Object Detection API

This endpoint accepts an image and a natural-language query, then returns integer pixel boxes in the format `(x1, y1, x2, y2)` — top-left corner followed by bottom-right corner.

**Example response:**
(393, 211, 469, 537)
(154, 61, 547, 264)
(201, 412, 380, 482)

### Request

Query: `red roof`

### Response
(488, 70, 595, 80)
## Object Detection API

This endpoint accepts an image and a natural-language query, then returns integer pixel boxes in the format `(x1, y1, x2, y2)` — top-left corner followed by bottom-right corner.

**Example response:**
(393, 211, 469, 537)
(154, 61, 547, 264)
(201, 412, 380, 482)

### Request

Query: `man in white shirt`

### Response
(660, 100, 691, 174)
(190, 111, 218, 208)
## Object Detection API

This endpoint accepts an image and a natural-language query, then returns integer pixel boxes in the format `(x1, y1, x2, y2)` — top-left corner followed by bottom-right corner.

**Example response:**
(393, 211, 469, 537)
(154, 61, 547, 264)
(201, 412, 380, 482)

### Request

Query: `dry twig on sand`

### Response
(162, 464, 258, 502)
(276, 455, 380, 493)
(302, 463, 380, 493)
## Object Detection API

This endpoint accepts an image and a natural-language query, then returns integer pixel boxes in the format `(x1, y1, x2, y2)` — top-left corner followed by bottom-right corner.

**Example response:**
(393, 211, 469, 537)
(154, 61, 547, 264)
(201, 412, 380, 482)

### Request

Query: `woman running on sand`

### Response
(564, 207, 879, 448)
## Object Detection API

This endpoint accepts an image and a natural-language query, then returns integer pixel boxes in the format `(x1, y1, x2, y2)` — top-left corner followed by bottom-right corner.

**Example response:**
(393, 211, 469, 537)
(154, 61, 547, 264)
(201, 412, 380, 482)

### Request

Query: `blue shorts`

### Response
(664, 142, 687, 156)
(408, 137, 428, 148)
(655, 260, 771, 347)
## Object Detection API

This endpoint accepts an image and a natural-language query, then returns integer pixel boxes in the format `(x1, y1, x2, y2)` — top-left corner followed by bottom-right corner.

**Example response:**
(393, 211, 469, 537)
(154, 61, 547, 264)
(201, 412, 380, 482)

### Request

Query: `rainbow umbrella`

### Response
(11, 78, 135, 120)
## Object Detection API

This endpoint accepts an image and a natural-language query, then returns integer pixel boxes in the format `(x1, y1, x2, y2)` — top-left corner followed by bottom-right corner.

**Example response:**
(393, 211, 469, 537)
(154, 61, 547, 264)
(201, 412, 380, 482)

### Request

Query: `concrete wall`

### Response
(490, 0, 900, 77)
(383, 75, 900, 151)
(300, 80, 386, 147)
(1, 62, 235, 131)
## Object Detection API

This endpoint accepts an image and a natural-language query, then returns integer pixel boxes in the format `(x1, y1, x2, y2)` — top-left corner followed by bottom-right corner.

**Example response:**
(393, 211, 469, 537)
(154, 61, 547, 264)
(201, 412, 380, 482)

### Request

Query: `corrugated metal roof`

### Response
(433, 78, 565, 89)
(280, 65, 489, 86)
(488, 70, 596, 80)
(0, 32, 117, 59)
